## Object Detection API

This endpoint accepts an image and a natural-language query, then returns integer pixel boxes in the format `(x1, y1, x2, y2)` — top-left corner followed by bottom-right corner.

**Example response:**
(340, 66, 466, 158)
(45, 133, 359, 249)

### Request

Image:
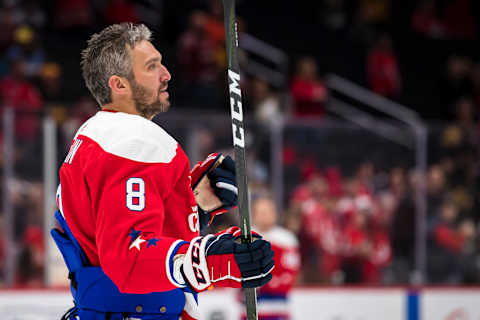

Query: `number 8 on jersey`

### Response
(126, 178, 145, 211)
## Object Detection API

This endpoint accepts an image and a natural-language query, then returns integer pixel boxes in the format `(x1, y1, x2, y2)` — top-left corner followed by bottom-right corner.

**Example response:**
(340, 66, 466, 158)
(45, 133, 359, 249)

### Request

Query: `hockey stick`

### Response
(222, 1, 258, 320)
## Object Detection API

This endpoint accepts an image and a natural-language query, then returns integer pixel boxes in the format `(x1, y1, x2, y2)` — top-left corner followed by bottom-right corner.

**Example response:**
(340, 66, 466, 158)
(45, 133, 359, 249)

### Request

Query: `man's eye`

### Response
(148, 64, 156, 70)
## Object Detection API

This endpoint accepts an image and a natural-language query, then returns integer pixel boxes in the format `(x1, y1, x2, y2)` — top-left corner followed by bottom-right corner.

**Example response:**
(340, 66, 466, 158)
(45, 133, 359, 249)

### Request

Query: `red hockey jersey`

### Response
(57, 110, 199, 294)
(254, 226, 300, 320)
(258, 226, 300, 295)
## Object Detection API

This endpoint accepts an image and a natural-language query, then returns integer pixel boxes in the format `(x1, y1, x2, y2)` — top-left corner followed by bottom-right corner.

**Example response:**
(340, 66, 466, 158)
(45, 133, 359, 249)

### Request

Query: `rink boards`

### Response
(1, 287, 480, 320)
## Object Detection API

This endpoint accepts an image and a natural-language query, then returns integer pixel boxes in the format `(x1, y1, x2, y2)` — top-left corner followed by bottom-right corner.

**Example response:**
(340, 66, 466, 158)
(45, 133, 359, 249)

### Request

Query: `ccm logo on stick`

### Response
(228, 69, 245, 148)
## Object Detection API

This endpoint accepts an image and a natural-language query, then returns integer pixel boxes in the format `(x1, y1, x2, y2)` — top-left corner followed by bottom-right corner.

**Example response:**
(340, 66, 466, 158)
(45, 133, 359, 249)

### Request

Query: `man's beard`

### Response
(129, 79, 170, 119)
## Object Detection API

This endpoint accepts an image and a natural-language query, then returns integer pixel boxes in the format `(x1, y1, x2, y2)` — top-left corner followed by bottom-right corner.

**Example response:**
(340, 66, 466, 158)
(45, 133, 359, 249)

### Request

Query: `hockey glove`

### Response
(191, 153, 238, 229)
(178, 227, 274, 292)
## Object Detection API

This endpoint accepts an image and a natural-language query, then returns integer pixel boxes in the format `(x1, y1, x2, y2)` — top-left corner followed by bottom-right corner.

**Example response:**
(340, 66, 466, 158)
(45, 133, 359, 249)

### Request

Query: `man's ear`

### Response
(108, 75, 130, 96)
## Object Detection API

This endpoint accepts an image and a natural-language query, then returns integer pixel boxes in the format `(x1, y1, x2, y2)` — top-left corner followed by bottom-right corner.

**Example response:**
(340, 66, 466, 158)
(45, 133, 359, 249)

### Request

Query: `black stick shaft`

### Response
(222, 1, 258, 319)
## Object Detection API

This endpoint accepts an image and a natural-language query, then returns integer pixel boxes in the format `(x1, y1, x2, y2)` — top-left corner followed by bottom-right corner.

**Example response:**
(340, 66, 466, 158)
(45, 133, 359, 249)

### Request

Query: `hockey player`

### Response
(243, 195, 300, 320)
(51, 23, 274, 320)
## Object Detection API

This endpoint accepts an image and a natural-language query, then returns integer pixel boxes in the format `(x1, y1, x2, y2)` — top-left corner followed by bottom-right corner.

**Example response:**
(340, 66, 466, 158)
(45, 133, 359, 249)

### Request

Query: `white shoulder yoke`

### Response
(75, 111, 178, 163)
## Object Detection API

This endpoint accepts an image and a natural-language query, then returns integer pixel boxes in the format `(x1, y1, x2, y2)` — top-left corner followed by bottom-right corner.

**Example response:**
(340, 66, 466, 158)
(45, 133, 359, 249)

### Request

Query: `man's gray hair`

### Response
(81, 23, 152, 106)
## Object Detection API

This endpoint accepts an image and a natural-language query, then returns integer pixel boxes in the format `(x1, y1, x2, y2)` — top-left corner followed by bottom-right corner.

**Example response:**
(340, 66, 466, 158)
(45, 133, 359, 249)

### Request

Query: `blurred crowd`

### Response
(282, 159, 479, 285)
(0, 0, 480, 287)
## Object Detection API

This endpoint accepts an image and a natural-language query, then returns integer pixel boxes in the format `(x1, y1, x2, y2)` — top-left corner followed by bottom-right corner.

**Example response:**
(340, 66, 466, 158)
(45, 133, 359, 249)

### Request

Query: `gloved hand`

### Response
(191, 153, 238, 229)
(177, 226, 274, 292)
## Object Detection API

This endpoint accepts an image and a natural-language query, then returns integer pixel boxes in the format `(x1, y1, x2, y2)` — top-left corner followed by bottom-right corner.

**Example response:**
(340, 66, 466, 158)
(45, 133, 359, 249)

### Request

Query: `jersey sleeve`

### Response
(83, 138, 189, 294)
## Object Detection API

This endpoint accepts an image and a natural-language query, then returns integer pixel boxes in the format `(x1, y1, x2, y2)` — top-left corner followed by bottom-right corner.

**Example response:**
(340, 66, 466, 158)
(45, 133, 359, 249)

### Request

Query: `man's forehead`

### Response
(130, 40, 162, 62)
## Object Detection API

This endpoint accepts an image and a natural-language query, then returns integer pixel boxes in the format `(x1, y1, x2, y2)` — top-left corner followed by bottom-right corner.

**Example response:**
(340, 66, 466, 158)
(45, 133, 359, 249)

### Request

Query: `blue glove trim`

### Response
(168, 240, 189, 286)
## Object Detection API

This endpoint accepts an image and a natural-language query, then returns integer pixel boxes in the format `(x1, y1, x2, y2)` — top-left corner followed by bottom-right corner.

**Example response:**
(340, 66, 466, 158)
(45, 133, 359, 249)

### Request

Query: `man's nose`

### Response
(160, 65, 171, 82)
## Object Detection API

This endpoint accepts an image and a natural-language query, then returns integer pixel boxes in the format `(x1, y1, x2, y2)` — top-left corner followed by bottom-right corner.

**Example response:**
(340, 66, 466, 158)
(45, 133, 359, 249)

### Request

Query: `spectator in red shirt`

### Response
(434, 206, 464, 251)
(292, 173, 342, 283)
(428, 200, 475, 283)
(0, 58, 43, 142)
(290, 56, 328, 118)
(363, 209, 392, 284)
(367, 33, 401, 98)
(337, 175, 392, 284)
(340, 209, 371, 283)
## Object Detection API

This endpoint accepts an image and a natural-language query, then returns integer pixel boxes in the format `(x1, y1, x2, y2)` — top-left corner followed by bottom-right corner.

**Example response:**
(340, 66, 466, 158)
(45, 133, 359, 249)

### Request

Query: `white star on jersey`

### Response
(129, 236, 146, 251)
